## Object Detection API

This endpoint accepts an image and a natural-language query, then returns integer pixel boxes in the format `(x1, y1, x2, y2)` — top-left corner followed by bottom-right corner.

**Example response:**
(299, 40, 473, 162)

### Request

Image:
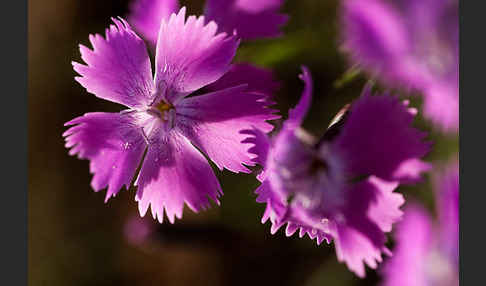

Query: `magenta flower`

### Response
(382, 162, 459, 286)
(64, 8, 278, 223)
(243, 67, 431, 277)
(340, 0, 459, 131)
(129, 0, 288, 45)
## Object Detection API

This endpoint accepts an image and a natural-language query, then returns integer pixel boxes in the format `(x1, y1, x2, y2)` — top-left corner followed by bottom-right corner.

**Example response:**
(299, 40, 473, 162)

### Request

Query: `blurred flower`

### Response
(124, 215, 155, 246)
(129, 0, 288, 46)
(340, 0, 459, 132)
(64, 8, 279, 223)
(382, 162, 459, 286)
(243, 67, 431, 277)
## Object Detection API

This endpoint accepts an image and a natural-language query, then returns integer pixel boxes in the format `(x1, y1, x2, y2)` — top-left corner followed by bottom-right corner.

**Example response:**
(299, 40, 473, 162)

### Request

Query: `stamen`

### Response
(155, 101, 174, 114)
(147, 100, 175, 122)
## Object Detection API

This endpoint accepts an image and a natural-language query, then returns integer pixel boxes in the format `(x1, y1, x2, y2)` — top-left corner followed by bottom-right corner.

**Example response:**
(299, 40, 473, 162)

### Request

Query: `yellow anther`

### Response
(155, 101, 174, 114)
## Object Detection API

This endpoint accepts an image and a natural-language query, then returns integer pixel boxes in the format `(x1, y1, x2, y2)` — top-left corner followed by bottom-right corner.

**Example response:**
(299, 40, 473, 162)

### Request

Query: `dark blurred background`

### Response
(29, 0, 458, 285)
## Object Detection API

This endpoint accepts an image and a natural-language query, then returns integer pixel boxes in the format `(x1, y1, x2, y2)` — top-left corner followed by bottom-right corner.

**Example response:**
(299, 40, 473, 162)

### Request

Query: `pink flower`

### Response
(64, 9, 278, 223)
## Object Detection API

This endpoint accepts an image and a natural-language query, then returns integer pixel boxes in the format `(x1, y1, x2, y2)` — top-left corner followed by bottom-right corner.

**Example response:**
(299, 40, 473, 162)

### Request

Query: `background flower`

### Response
(340, 0, 459, 132)
(245, 67, 430, 277)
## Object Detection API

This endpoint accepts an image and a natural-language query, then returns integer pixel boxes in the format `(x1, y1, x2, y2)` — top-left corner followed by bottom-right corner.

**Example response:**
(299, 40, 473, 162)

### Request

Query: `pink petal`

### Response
(63, 112, 146, 201)
(134, 130, 222, 224)
(154, 7, 239, 103)
(240, 127, 271, 168)
(334, 87, 431, 183)
(366, 176, 403, 232)
(204, 0, 288, 40)
(331, 178, 394, 277)
(423, 83, 459, 132)
(235, 0, 283, 13)
(381, 204, 432, 286)
(340, 0, 410, 83)
(257, 179, 333, 244)
(72, 18, 154, 108)
(203, 63, 281, 95)
(435, 161, 459, 263)
(128, 0, 179, 47)
(176, 85, 279, 173)
(333, 221, 384, 278)
(285, 66, 313, 128)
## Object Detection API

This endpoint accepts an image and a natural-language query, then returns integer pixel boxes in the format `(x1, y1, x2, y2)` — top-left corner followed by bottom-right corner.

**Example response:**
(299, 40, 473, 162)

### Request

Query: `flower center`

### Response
(147, 100, 176, 122)
(155, 101, 174, 115)
(143, 100, 177, 133)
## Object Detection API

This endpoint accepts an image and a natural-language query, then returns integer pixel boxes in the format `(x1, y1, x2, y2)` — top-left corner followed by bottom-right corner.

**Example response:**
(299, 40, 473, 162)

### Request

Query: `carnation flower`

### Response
(64, 8, 278, 223)
(340, 0, 459, 131)
(243, 67, 431, 277)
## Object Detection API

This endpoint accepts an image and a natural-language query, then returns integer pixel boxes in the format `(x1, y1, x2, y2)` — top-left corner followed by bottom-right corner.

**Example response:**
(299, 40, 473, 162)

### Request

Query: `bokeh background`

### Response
(29, 0, 458, 285)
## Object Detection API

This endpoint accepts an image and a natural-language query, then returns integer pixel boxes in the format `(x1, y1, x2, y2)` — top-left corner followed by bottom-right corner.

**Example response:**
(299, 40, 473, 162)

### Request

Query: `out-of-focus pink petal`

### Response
(176, 85, 279, 173)
(286, 66, 313, 128)
(333, 222, 384, 278)
(124, 215, 155, 246)
(204, 0, 288, 40)
(235, 0, 283, 12)
(332, 178, 396, 277)
(128, 0, 179, 47)
(334, 87, 431, 182)
(381, 204, 432, 286)
(204, 63, 280, 95)
(423, 83, 459, 132)
(134, 129, 222, 224)
(366, 176, 403, 232)
(257, 179, 333, 245)
(63, 112, 146, 201)
(154, 7, 239, 103)
(435, 162, 459, 263)
(340, 0, 409, 82)
(341, 0, 459, 132)
(72, 18, 154, 108)
(391, 158, 433, 183)
(240, 128, 271, 168)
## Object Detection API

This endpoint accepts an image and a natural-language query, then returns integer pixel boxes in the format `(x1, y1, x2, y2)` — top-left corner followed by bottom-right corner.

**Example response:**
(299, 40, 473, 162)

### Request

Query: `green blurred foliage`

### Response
(29, 0, 458, 285)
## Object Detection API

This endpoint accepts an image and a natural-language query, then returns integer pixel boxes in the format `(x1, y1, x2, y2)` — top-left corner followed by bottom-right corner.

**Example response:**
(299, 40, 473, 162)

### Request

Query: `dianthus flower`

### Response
(340, 0, 459, 131)
(129, 0, 288, 44)
(243, 67, 431, 277)
(63, 8, 278, 223)
(382, 162, 459, 286)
